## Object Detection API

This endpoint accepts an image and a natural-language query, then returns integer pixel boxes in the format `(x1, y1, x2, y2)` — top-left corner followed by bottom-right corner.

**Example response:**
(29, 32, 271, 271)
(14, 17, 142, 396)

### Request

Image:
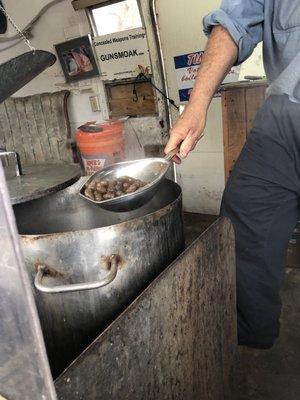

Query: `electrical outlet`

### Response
(89, 95, 101, 112)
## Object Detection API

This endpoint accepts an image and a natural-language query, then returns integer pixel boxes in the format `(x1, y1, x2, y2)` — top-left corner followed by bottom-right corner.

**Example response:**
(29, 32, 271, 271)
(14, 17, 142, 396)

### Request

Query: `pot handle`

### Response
(34, 254, 119, 294)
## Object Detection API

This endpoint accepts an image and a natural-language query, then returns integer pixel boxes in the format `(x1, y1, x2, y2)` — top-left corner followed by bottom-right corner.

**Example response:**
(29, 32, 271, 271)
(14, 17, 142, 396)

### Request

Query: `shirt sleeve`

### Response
(203, 0, 264, 65)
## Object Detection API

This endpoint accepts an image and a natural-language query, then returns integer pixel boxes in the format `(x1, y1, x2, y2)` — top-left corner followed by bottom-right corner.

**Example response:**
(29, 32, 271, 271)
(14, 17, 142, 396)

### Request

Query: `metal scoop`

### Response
(79, 147, 179, 212)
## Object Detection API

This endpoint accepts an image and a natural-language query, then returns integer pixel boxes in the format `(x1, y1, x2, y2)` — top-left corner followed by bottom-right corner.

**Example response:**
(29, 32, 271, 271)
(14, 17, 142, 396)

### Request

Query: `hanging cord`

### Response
(135, 71, 179, 110)
(0, 4, 35, 52)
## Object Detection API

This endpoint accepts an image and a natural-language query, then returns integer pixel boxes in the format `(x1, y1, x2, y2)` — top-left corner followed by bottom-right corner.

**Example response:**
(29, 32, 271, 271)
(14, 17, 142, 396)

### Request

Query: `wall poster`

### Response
(94, 28, 151, 80)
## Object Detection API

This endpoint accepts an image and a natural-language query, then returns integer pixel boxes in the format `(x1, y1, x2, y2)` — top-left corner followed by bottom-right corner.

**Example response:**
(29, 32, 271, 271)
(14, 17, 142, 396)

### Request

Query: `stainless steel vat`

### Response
(13, 178, 184, 377)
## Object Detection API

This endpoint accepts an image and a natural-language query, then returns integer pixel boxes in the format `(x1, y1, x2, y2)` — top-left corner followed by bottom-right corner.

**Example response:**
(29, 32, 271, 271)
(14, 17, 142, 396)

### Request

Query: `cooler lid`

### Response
(77, 124, 104, 133)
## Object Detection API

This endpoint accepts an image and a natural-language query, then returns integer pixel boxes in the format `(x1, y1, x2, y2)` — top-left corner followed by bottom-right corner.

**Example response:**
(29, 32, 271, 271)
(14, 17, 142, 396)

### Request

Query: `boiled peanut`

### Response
(84, 188, 94, 200)
(126, 184, 138, 193)
(103, 193, 115, 200)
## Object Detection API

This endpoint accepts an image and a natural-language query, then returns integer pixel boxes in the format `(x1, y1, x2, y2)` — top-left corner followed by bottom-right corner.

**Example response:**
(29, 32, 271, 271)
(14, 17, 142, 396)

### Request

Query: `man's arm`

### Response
(165, 26, 237, 161)
(165, 0, 264, 161)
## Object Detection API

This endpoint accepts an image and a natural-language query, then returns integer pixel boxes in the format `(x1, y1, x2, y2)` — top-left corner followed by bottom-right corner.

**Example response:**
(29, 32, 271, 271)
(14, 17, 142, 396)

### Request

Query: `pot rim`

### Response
(20, 184, 182, 240)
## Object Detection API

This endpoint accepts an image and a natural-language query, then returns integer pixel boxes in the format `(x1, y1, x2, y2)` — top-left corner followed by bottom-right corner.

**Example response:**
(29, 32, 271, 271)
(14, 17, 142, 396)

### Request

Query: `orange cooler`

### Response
(76, 121, 125, 175)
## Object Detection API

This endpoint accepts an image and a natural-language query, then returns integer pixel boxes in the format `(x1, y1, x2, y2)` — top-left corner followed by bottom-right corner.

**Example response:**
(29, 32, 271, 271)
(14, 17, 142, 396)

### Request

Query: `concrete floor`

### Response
(183, 212, 217, 246)
(235, 266, 300, 400)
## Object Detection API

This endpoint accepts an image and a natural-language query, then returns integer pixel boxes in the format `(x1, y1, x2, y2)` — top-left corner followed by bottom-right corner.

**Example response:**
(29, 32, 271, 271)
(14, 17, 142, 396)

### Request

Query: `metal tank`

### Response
(13, 178, 184, 378)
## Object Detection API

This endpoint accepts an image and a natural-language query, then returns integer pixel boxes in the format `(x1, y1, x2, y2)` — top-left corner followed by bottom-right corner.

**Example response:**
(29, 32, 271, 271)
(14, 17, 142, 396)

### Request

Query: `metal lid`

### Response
(5, 163, 81, 205)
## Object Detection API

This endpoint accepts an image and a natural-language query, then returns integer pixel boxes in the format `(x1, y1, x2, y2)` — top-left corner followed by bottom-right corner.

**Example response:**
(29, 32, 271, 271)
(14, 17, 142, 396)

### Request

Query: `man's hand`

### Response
(164, 104, 207, 163)
(164, 26, 238, 163)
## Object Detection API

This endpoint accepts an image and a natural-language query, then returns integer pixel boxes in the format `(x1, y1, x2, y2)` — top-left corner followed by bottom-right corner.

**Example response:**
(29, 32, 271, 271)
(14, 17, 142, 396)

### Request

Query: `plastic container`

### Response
(76, 120, 125, 175)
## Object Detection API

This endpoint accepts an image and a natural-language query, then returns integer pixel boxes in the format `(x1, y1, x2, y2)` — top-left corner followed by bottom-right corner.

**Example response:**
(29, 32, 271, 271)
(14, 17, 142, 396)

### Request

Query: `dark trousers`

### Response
(221, 95, 300, 349)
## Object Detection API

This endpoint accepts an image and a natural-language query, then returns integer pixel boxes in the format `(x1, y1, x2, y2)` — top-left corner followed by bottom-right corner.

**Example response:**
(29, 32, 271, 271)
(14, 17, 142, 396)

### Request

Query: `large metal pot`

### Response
(13, 178, 184, 378)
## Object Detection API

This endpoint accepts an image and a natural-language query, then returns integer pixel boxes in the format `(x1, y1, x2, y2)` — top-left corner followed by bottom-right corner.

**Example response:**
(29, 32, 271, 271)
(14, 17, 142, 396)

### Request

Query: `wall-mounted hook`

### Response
(132, 85, 138, 102)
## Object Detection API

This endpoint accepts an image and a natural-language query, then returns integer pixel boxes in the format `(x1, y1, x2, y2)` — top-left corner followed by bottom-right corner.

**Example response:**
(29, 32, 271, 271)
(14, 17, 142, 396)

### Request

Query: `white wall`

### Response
(1, 0, 58, 34)
(156, 0, 224, 215)
(240, 42, 265, 79)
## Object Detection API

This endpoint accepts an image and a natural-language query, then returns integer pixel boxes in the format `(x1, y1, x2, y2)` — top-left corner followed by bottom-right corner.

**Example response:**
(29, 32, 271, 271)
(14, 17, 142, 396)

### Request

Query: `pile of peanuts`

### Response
(84, 176, 147, 202)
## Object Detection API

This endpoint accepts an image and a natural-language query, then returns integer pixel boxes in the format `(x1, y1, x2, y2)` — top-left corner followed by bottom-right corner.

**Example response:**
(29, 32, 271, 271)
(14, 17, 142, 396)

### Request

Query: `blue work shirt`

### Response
(203, 0, 300, 102)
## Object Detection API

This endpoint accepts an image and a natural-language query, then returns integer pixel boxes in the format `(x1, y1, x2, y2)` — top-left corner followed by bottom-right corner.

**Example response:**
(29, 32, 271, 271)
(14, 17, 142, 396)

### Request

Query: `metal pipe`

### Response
(0, 148, 23, 176)
(149, 0, 177, 182)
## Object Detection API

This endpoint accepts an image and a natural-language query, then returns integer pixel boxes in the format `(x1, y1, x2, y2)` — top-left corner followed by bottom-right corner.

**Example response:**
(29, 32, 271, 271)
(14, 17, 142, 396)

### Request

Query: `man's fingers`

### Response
(165, 129, 202, 159)
(164, 131, 183, 154)
(180, 132, 200, 158)
(190, 133, 204, 152)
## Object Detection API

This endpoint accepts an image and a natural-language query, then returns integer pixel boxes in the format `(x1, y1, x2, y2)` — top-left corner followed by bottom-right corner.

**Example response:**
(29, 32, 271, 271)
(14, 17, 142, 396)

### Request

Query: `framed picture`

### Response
(54, 35, 99, 82)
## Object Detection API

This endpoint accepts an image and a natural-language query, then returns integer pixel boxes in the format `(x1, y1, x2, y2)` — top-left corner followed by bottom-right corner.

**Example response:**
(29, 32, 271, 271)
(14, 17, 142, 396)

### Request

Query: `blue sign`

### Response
(174, 51, 204, 69)
(174, 51, 204, 103)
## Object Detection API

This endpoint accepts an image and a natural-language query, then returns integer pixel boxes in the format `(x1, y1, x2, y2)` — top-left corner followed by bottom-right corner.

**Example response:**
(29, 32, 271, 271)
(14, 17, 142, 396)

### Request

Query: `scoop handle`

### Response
(164, 146, 180, 162)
